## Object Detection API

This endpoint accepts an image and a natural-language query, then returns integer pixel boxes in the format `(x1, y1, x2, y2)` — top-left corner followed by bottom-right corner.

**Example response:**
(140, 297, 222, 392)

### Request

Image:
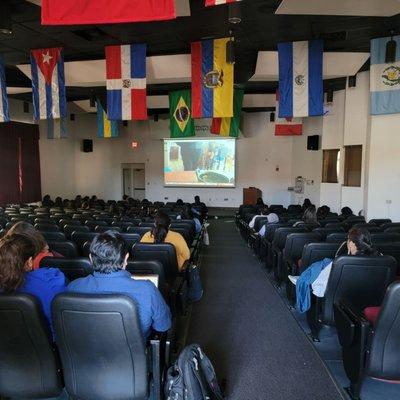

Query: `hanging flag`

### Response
(278, 39, 323, 118)
(169, 90, 195, 138)
(97, 99, 119, 138)
(30, 47, 66, 120)
(105, 44, 147, 121)
(211, 89, 243, 137)
(0, 56, 9, 123)
(205, 0, 241, 6)
(45, 118, 67, 139)
(41, 0, 176, 25)
(370, 36, 400, 115)
(275, 91, 302, 136)
(191, 38, 234, 118)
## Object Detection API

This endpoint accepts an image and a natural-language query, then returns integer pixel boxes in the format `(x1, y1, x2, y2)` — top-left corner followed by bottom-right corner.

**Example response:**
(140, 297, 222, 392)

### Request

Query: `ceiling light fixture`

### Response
(0, 2, 13, 35)
(228, 2, 241, 24)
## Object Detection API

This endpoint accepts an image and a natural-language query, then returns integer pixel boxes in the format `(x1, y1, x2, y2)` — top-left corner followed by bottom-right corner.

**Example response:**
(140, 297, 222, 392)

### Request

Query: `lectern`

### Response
(243, 187, 262, 205)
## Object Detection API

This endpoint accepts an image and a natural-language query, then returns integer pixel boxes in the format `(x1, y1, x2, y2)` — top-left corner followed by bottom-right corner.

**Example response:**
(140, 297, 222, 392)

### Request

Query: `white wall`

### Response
(35, 111, 293, 207)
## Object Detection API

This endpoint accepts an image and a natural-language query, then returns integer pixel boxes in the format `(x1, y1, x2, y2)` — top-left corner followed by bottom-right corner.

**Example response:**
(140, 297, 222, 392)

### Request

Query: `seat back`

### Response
(131, 243, 178, 283)
(353, 223, 382, 233)
(127, 226, 152, 237)
(300, 242, 341, 272)
(126, 260, 167, 297)
(272, 227, 307, 250)
(264, 222, 291, 242)
(47, 240, 79, 258)
(368, 282, 400, 379)
(41, 231, 66, 242)
(369, 218, 392, 226)
(326, 232, 347, 243)
(94, 225, 122, 233)
(34, 223, 60, 232)
(371, 232, 400, 243)
(312, 227, 345, 240)
(40, 257, 93, 281)
(283, 233, 321, 264)
(52, 293, 148, 400)
(0, 294, 62, 398)
(375, 242, 400, 274)
(253, 216, 270, 231)
(322, 255, 397, 324)
(71, 231, 97, 251)
(139, 221, 155, 228)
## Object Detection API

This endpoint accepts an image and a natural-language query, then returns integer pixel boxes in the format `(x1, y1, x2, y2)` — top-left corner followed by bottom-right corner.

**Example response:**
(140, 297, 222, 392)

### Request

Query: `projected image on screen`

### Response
(164, 139, 236, 187)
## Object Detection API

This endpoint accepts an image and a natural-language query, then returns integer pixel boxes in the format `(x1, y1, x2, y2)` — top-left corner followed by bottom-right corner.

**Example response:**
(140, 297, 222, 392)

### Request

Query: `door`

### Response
(123, 168, 132, 197)
(121, 163, 145, 200)
(133, 167, 145, 201)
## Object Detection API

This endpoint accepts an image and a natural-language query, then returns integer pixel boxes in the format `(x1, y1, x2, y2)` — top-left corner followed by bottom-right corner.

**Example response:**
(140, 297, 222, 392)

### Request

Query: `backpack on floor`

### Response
(165, 344, 225, 400)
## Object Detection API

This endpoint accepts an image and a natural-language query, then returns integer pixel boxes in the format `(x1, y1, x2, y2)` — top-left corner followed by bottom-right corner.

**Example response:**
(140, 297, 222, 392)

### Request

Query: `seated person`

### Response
(294, 206, 319, 226)
(68, 231, 171, 341)
(6, 221, 60, 269)
(191, 195, 208, 221)
(177, 204, 202, 234)
(258, 213, 280, 237)
(141, 212, 190, 271)
(301, 198, 313, 212)
(249, 207, 269, 229)
(289, 228, 378, 313)
(316, 205, 330, 220)
(340, 206, 354, 219)
(0, 234, 67, 336)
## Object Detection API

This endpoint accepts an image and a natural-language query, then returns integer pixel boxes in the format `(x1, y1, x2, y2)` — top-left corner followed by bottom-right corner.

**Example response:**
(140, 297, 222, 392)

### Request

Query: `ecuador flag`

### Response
(191, 38, 234, 118)
(211, 89, 243, 137)
(97, 99, 118, 138)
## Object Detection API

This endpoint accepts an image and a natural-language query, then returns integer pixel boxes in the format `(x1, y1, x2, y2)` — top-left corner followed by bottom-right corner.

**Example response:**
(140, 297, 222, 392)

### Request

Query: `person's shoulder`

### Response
(29, 267, 65, 282)
(67, 275, 93, 290)
(168, 230, 184, 240)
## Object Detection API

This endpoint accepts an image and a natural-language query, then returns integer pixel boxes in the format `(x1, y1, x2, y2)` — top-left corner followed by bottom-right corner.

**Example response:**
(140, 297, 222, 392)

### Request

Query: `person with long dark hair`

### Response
(140, 211, 190, 270)
(0, 234, 67, 335)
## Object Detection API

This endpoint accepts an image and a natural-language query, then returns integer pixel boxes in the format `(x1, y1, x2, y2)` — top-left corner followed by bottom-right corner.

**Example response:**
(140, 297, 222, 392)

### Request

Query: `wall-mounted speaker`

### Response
(82, 139, 93, 153)
(307, 135, 319, 151)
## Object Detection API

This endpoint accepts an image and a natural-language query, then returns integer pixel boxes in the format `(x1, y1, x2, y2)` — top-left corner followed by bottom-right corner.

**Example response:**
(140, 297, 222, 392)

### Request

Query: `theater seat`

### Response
(52, 293, 162, 400)
(334, 282, 400, 399)
(127, 226, 152, 237)
(41, 231, 67, 242)
(47, 240, 79, 258)
(0, 294, 63, 398)
(40, 257, 93, 281)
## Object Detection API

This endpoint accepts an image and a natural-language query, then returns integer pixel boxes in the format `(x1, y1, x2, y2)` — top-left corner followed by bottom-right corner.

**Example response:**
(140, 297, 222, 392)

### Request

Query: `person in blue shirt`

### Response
(68, 231, 172, 341)
(0, 233, 67, 336)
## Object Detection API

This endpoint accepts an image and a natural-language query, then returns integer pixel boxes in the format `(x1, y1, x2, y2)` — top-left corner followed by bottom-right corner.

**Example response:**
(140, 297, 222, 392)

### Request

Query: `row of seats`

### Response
(236, 204, 400, 399)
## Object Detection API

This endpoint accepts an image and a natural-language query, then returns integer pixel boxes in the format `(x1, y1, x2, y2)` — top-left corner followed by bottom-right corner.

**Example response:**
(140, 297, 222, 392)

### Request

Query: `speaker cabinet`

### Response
(307, 135, 319, 151)
(82, 139, 93, 153)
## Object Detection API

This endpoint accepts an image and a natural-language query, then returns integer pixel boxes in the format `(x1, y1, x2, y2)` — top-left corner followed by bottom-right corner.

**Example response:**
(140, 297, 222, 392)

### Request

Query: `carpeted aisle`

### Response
(186, 220, 345, 400)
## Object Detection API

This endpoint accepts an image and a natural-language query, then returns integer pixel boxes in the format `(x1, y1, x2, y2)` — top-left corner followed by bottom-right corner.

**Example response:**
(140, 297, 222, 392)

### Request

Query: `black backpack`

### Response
(165, 344, 225, 400)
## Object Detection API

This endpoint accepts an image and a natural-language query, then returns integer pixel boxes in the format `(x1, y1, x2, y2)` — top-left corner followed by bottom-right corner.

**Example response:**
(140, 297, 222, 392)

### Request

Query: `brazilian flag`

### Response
(169, 90, 195, 138)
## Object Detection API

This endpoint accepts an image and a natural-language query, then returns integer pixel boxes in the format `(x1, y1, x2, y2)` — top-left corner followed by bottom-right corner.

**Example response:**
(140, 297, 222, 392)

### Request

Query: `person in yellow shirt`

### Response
(140, 212, 190, 271)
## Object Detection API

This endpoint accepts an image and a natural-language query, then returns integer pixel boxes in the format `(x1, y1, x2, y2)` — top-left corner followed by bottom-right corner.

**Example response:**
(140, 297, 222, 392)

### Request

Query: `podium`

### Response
(243, 187, 262, 205)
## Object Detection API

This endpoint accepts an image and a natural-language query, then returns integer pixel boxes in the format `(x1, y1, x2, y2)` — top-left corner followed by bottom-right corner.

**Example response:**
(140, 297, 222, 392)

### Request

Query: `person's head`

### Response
(341, 206, 353, 217)
(89, 231, 128, 274)
(0, 234, 36, 292)
(43, 194, 50, 201)
(176, 199, 184, 206)
(256, 197, 264, 206)
(268, 213, 280, 224)
(347, 228, 375, 256)
(303, 198, 312, 208)
(181, 204, 193, 220)
(194, 195, 200, 204)
(303, 206, 317, 223)
(317, 205, 330, 219)
(6, 221, 47, 255)
(151, 211, 171, 244)
(261, 206, 269, 215)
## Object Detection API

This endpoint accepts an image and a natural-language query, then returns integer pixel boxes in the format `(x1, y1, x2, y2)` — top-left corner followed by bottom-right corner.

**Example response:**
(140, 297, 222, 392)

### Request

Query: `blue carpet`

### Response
(186, 220, 345, 400)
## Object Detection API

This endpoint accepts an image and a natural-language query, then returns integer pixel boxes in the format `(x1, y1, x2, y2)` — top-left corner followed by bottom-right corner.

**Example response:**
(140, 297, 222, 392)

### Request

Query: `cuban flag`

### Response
(370, 36, 400, 115)
(278, 40, 323, 118)
(30, 47, 66, 120)
(105, 44, 147, 121)
(0, 56, 10, 123)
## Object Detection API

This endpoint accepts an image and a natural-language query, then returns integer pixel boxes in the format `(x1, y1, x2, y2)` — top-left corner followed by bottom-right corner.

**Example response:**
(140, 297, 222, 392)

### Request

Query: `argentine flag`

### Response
(278, 40, 323, 118)
(370, 36, 400, 115)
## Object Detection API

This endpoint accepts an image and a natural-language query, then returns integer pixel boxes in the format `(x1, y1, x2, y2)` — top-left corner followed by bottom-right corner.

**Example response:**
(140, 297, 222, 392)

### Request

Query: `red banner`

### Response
(42, 0, 176, 25)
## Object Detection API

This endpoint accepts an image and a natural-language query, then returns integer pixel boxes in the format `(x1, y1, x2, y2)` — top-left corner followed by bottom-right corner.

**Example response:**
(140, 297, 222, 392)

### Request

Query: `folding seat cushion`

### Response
(364, 306, 381, 326)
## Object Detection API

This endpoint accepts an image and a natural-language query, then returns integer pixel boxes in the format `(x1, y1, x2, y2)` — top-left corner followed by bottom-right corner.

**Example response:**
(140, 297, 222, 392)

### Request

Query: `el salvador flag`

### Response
(370, 36, 400, 115)
(0, 55, 10, 123)
(278, 40, 323, 118)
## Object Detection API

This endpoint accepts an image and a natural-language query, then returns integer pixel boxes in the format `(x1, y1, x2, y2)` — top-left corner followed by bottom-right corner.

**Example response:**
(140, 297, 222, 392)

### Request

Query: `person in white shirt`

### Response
(249, 207, 269, 229)
(258, 213, 280, 236)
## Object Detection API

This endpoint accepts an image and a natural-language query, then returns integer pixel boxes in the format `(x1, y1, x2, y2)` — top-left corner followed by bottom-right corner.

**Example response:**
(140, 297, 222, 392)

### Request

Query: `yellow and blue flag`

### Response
(97, 99, 118, 138)
(191, 38, 234, 118)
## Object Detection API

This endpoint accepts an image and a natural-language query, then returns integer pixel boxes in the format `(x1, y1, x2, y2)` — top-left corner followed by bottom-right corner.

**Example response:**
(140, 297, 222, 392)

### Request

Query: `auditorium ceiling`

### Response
(4, 0, 400, 104)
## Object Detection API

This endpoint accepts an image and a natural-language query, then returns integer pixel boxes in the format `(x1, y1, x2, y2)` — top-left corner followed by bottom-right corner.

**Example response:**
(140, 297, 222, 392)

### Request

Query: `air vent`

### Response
(72, 28, 109, 42)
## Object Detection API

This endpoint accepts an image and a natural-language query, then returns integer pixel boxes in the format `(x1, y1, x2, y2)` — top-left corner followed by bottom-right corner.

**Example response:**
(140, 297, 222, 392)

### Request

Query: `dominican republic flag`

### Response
(278, 39, 323, 118)
(191, 38, 234, 118)
(105, 44, 147, 121)
(205, 0, 241, 6)
(42, 0, 176, 25)
(0, 56, 10, 123)
(30, 47, 66, 120)
(275, 91, 302, 136)
(370, 36, 400, 115)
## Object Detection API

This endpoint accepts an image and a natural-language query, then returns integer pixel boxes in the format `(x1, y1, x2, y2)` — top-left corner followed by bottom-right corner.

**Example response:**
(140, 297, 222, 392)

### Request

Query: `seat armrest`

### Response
(149, 337, 162, 400)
